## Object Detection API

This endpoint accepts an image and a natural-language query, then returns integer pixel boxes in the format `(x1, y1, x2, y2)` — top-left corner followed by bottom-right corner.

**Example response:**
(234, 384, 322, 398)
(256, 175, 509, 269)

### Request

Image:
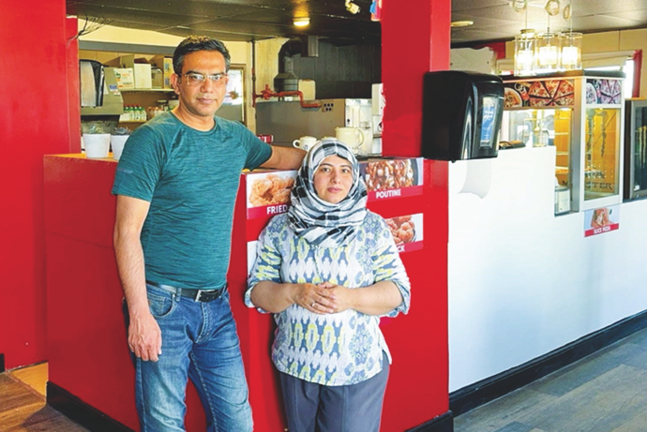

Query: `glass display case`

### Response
(501, 71, 624, 213)
(624, 99, 647, 200)
(584, 106, 621, 201)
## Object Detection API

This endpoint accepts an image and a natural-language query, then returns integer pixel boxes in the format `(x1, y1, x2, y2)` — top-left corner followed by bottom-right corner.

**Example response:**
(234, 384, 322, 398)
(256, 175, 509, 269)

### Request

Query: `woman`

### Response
(245, 139, 411, 432)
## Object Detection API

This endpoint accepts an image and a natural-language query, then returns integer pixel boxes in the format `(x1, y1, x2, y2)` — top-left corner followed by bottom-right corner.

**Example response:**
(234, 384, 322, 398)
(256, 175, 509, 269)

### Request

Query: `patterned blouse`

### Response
(246, 211, 411, 386)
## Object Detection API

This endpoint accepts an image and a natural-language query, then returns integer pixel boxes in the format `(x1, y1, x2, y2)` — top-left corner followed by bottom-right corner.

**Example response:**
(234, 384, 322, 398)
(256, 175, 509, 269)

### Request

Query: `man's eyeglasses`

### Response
(179, 72, 228, 86)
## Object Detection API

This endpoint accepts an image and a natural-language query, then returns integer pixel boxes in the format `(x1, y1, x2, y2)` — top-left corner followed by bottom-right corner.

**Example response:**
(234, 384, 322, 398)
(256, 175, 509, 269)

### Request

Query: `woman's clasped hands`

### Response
(293, 282, 354, 314)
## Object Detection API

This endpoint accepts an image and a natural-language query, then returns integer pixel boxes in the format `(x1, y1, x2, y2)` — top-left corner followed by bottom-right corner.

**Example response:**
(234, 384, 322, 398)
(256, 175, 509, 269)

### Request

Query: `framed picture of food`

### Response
(384, 213, 424, 253)
(360, 157, 424, 200)
(246, 171, 297, 219)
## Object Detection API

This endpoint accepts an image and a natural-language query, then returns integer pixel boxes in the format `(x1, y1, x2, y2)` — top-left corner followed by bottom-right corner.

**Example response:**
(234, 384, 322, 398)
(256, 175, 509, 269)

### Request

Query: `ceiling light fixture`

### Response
(513, 0, 582, 75)
(451, 20, 474, 28)
(561, 2, 582, 70)
(293, 17, 310, 27)
(345, 0, 360, 14)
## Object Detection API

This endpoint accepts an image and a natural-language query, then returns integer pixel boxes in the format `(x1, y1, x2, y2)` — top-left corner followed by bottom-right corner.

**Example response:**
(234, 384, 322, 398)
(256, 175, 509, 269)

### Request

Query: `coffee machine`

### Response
(255, 98, 376, 154)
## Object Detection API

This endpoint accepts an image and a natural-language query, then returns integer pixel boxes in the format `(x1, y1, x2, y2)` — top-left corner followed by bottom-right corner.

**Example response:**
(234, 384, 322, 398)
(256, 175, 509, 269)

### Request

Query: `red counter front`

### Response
(44, 154, 447, 431)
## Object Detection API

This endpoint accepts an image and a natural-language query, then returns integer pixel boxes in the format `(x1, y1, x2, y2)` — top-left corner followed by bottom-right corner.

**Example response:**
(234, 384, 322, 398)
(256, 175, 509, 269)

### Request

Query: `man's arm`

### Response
(260, 146, 306, 170)
(113, 195, 161, 362)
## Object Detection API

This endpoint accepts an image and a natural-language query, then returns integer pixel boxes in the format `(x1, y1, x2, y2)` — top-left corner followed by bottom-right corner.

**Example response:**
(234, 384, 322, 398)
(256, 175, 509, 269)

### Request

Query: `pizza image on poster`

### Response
(527, 79, 575, 107)
(586, 79, 622, 105)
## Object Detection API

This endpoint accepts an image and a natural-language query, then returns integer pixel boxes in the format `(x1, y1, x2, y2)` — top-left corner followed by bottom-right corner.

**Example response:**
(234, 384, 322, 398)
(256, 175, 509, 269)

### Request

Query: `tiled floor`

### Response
(454, 327, 647, 432)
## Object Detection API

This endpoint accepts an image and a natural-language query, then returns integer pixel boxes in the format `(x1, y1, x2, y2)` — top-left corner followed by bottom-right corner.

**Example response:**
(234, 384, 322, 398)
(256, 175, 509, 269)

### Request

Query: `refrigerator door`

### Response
(624, 99, 647, 200)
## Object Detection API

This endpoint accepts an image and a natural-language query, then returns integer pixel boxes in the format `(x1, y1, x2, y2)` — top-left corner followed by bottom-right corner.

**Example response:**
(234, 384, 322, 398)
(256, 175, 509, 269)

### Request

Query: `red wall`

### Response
(0, 0, 78, 369)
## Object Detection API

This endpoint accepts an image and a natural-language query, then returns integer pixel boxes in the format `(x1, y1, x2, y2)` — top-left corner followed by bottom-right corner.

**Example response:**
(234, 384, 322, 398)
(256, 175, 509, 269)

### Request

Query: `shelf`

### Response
(119, 120, 146, 124)
(120, 88, 174, 93)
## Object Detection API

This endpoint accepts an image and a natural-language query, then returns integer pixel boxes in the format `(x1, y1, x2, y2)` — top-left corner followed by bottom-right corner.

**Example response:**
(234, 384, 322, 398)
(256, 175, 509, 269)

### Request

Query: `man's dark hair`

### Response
(173, 36, 231, 75)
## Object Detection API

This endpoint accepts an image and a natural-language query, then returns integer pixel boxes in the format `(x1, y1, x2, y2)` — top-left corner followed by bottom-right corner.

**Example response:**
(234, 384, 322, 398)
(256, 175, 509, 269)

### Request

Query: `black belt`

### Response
(146, 281, 226, 303)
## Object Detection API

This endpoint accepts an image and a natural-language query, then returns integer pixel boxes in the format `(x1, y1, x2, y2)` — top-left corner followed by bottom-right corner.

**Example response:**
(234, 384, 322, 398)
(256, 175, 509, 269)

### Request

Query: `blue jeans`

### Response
(126, 284, 253, 432)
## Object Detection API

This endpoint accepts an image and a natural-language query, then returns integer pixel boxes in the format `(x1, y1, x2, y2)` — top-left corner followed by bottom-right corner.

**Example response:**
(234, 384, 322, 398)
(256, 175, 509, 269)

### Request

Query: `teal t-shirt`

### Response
(112, 112, 272, 289)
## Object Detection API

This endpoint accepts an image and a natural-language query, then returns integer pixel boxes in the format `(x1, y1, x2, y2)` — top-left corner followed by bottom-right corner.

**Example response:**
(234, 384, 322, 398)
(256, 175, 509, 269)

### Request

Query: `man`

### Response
(112, 36, 305, 431)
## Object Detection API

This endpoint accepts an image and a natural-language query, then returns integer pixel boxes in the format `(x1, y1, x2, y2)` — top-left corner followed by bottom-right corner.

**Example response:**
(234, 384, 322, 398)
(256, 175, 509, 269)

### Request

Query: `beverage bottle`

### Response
(119, 105, 128, 122)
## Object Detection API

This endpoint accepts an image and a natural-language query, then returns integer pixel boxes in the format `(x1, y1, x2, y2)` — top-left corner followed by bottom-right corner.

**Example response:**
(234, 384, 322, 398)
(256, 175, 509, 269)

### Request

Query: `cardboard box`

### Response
(119, 55, 152, 89)
(110, 67, 135, 89)
(133, 63, 152, 89)
(151, 55, 174, 89)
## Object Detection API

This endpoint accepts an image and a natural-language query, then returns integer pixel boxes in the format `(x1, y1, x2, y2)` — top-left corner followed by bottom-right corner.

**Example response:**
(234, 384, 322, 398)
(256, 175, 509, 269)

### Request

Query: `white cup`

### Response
(110, 135, 130, 161)
(335, 127, 364, 153)
(293, 136, 317, 151)
(83, 133, 111, 159)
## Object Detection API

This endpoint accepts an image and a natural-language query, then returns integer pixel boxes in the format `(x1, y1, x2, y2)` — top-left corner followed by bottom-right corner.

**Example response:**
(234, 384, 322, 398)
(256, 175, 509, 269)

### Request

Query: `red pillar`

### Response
(380, 0, 451, 428)
(0, 0, 77, 369)
(382, 0, 451, 158)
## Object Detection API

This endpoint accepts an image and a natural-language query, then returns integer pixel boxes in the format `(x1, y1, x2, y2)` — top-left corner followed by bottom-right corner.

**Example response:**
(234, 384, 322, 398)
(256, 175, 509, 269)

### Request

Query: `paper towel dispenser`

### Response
(421, 71, 503, 161)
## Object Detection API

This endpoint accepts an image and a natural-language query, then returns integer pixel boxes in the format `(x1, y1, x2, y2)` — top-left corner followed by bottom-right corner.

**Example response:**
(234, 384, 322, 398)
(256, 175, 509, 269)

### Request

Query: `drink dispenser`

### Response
(421, 71, 504, 161)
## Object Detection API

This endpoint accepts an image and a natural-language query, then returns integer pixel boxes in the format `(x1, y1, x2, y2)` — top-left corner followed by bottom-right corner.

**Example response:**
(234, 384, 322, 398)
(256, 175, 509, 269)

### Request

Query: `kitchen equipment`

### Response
(80, 60, 124, 145)
(335, 127, 363, 153)
(256, 98, 373, 148)
(422, 71, 504, 161)
(80, 61, 123, 117)
(293, 136, 317, 151)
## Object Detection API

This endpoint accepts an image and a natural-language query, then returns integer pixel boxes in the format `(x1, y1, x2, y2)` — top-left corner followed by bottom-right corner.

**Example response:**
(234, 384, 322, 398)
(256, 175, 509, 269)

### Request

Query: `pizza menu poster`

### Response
(504, 79, 575, 109)
(585, 79, 622, 105)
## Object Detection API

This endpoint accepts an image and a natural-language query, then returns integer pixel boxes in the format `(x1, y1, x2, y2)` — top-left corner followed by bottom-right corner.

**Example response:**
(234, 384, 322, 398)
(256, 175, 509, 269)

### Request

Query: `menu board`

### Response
(244, 158, 425, 274)
(247, 212, 424, 273)
(245, 157, 424, 219)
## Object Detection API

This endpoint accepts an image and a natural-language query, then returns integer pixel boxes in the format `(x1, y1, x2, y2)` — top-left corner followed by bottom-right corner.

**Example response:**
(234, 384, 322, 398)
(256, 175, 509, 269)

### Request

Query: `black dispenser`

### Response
(422, 71, 504, 161)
